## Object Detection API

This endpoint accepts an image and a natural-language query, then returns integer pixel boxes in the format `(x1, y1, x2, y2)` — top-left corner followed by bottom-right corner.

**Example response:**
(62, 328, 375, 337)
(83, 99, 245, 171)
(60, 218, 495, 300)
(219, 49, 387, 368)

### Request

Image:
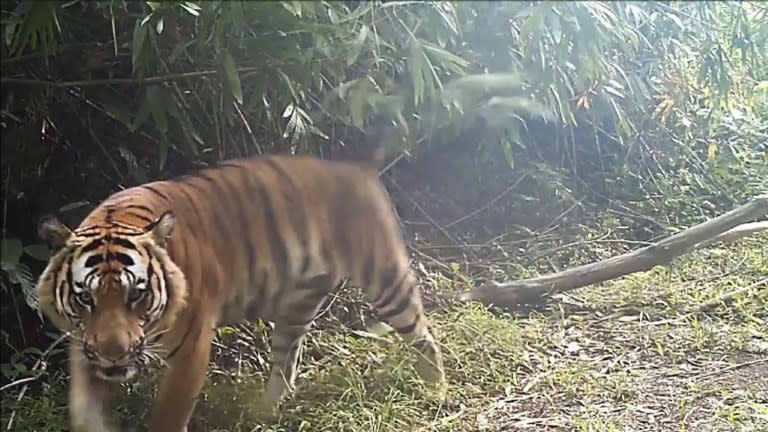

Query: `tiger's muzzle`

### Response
(81, 331, 147, 382)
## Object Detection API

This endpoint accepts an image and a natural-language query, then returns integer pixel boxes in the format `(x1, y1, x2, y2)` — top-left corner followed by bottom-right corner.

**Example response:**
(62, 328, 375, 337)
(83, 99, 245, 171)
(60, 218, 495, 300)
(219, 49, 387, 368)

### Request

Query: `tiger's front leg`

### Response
(148, 318, 214, 432)
(69, 341, 122, 432)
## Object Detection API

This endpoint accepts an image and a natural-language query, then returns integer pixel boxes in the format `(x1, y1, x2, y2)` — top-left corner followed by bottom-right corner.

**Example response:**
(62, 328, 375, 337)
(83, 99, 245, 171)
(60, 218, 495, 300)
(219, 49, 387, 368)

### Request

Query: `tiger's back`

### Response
(129, 156, 414, 324)
(37, 154, 445, 432)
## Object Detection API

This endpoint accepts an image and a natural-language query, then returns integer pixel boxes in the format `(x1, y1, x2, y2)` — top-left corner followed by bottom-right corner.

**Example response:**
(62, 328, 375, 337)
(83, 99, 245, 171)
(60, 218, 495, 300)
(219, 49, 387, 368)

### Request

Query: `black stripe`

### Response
(74, 230, 102, 238)
(65, 256, 74, 290)
(172, 183, 207, 235)
(64, 256, 78, 316)
(213, 166, 256, 285)
(108, 252, 134, 266)
(145, 249, 155, 284)
(58, 281, 71, 319)
(244, 270, 268, 320)
(181, 179, 231, 245)
(84, 268, 99, 288)
(300, 254, 311, 274)
(377, 294, 413, 320)
(123, 211, 154, 224)
(196, 173, 248, 275)
(253, 169, 288, 289)
(166, 316, 199, 360)
(372, 270, 407, 308)
(219, 163, 261, 275)
(378, 265, 399, 291)
(124, 204, 155, 214)
(110, 230, 147, 237)
(141, 185, 170, 202)
(81, 239, 103, 253)
(412, 337, 432, 352)
(84, 255, 103, 267)
(261, 157, 309, 250)
(141, 244, 163, 316)
(153, 244, 175, 314)
(110, 221, 146, 232)
(393, 315, 420, 335)
(111, 237, 137, 249)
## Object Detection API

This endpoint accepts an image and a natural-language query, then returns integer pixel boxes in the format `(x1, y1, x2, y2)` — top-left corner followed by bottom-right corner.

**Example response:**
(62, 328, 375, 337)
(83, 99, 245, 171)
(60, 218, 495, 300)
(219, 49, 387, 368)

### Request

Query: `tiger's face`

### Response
(36, 211, 188, 382)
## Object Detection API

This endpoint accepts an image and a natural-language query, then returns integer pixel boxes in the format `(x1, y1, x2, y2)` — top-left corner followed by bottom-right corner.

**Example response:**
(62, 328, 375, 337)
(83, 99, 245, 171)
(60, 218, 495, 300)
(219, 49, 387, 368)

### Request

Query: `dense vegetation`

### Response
(1, 1, 766, 431)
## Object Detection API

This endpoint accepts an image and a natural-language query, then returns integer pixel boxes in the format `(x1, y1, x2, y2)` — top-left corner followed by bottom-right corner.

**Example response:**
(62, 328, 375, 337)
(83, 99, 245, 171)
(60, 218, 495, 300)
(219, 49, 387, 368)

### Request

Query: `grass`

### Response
(2, 235, 766, 432)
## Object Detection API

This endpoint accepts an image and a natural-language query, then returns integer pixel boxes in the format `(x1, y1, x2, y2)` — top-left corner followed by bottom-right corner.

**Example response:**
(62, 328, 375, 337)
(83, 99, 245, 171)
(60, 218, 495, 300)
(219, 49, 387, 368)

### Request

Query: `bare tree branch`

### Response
(459, 195, 768, 308)
(1, 67, 260, 88)
(696, 221, 768, 247)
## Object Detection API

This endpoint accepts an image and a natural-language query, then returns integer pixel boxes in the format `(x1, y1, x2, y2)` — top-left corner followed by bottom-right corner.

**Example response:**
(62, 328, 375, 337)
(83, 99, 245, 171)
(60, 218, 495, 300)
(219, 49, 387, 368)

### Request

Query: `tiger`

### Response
(35, 153, 446, 432)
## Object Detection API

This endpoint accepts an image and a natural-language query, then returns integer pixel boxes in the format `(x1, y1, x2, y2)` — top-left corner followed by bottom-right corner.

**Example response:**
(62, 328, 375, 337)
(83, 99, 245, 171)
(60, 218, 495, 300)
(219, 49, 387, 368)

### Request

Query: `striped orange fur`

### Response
(35, 154, 445, 432)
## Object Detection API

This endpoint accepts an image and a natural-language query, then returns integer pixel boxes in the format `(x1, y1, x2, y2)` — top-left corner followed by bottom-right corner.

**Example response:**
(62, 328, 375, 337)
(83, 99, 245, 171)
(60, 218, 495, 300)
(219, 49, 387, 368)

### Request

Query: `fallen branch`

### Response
(696, 221, 768, 247)
(459, 195, 768, 308)
(688, 277, 768, 314)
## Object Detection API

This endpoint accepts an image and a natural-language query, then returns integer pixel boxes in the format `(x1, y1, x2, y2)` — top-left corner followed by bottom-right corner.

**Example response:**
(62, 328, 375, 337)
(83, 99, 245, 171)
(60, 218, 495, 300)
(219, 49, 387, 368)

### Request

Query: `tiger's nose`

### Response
(93, 335, 132, 362)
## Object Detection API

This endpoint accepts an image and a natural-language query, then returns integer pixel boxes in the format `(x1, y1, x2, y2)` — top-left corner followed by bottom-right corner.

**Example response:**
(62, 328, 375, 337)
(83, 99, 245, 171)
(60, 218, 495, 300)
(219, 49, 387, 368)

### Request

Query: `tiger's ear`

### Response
(38, 216, 72, 249)
(145, 210, 175, 245)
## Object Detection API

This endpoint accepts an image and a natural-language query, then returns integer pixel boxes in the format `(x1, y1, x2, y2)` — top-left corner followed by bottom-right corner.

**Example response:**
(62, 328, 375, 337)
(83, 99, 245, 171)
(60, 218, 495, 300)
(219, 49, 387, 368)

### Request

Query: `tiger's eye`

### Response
(77, 291, 93, 306)
(127, 289, 144, 304)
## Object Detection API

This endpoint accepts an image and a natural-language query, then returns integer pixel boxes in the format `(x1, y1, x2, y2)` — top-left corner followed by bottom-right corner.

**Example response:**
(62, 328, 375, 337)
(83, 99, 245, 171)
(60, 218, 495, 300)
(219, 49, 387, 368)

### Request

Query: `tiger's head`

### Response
(35, 210, 188, 382)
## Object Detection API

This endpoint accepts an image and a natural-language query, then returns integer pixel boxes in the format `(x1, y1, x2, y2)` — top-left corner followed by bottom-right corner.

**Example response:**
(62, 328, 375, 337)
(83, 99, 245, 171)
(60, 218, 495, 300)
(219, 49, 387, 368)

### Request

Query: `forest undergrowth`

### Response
(3, 227, 765, 432)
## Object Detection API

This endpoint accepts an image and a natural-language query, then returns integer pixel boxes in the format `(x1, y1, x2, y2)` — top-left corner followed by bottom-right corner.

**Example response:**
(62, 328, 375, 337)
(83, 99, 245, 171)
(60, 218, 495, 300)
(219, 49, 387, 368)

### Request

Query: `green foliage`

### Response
(3, 1, 60, 57)
(2, 1, 764, 191)
(0, 237, 48, 315)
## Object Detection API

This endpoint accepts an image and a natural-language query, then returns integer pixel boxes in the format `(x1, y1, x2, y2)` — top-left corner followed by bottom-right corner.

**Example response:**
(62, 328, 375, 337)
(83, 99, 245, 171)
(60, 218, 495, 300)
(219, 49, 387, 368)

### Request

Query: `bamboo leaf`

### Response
(1, 238, 23, 267)
(145, 85, 170, 134)
(221, 49, 244, 105)
(179, 2, 201, 16)
(131, 17, 149, 75)
(501, 139, 515, 170)
(347, 24, 369, 66)
(155, 16, 164, 34)
(420, 40, 470, 73)
(7, 1, 60, 57)
(518, 3, 550, 42)
(282, 103, 295, 119)
(408, 40, 428, 106)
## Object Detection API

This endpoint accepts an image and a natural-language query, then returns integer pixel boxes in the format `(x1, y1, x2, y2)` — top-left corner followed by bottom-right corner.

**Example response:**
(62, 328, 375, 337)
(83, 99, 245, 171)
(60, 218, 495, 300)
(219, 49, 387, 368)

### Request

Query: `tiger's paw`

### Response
(414, 358, 445, 384)
(424, 376, 449, 404)
(414, 357, 448, 403)
(71, 410, 122, 432)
